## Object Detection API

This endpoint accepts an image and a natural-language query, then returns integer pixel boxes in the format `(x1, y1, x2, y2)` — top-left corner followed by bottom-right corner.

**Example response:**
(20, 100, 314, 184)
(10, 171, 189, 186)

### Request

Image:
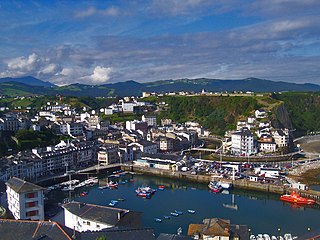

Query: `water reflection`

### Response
(45, 173, 320, 237)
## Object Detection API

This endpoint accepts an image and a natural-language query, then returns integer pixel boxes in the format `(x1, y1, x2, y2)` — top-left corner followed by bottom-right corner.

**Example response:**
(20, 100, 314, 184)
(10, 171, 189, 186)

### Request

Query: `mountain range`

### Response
(0, 76, 319, 97)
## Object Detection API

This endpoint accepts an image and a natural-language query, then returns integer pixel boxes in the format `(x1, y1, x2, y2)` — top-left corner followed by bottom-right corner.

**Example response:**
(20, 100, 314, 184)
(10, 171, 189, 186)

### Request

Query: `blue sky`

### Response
(0, 0, 319, 85)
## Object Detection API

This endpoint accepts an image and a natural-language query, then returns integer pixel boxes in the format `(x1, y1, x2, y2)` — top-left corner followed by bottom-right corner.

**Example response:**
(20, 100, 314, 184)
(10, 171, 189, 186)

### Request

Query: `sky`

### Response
(0, 0, 319, 85)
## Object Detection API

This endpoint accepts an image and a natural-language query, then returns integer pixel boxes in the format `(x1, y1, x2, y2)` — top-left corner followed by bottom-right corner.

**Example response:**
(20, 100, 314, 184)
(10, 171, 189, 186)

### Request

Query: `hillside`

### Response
(0, 76, 55, 87)
(1, 77, 320, 97)
(272, 92, 320, 136)
(156, 95, 261, 135)
(155, 93, 318, 137)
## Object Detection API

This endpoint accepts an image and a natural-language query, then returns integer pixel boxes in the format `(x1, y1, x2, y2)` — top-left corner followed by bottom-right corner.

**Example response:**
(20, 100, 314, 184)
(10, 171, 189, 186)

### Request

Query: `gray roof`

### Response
(6, 177, 45, 193)
(62, 201, 141, 227)
(157, 233, 192, 240)
(74, 227, 156, 240)
(0, 219, 72, 240)
(141, 153, 182, 162)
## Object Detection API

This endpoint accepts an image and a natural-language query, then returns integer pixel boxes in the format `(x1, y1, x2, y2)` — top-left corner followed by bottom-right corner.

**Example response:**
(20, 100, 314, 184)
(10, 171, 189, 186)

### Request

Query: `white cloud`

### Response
(75, 6, 119, 18)
(1, 53, 62, 79)
(90, 66, 112, 83)
(7, 53, 40, 72)
(40, 63, 59, 75)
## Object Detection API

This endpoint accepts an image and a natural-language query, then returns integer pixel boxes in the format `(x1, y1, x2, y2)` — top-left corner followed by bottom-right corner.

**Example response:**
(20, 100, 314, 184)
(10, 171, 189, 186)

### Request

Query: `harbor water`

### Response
(46, 174, 320, 237)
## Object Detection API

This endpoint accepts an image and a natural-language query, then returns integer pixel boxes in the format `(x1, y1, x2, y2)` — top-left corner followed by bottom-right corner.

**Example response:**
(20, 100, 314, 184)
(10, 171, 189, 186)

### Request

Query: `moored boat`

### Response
(208, 181, 222, 193)
(163, 215, 171, 219)
(174, 210, 183, 215)
(136, 192, 151, 199)
(170, 212, 179, 217)
(154, 218, 162, 222)
(187, 209, 196, 214)
(80, 191, 88, 197)
(107, 181, 118, 188)
(280, 191, 315, 205)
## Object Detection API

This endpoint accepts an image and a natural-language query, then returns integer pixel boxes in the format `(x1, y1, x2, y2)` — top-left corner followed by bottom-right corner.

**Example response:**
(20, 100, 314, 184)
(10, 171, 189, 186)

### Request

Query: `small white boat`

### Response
(263, 234, 271, 240)
(284, 234, 293, 240)
(250, 235, 256, 240)
(170, 212, 179, 217)
(271, 236, 277, 240)
(154, 218, 162, 222)
(187, 209, 196, 214)
(174, 210, 183, 215)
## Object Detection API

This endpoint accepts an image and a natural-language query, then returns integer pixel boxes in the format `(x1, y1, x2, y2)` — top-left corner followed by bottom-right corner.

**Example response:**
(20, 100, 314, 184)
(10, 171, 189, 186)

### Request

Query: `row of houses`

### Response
(224, 109, 292, 156)
(0, 140, 95, 181)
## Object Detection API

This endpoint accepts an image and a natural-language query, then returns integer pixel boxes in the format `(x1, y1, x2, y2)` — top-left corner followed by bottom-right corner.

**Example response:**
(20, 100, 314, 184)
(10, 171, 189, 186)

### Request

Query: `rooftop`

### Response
(74, 227, 155, 240)
(0, 219, 72, 240)
(6, 177, 45, 193)
(62, 201, 141, 227)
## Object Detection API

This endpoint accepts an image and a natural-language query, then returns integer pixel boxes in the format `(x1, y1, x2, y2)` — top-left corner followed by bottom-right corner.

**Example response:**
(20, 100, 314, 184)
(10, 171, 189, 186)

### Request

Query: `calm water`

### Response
(47, 174, 320, 237)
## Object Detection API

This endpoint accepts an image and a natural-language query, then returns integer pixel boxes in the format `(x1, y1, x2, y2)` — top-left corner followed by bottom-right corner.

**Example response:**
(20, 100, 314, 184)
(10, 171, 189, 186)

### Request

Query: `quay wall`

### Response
(121, 165, 320, 200)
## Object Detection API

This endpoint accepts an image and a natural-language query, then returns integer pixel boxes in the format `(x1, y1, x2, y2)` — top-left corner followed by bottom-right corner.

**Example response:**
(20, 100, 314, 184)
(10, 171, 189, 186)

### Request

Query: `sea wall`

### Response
(121, 165, 287, 194)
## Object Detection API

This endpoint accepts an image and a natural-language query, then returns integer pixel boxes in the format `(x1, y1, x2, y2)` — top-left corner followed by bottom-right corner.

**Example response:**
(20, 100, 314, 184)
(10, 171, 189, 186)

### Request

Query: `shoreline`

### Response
(121, 165, 320, 203)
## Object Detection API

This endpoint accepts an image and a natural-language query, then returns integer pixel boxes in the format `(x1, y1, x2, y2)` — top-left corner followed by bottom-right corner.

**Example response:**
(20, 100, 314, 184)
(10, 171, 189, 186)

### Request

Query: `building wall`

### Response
(6, 186, 44, 221)
(64, 209, 112, 232)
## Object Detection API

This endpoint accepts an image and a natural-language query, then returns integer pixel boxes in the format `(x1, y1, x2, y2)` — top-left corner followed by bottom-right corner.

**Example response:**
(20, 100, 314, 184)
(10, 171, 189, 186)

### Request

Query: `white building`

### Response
(6, 177, 45, 220)
(129, 140, 158, 154)
(259, 168, 280, 178)
(259, 142, 277, 152)
(231, 129, 256, 156)
(97, 147, 120, 166)
(159, 137, 174, 152)
(60, 122, 83, 136)
(272, 129, 290, 148)
(62, 201, 141, 232)
(142, 115, 157, 127)
(125, 120, 148, 132)
(255, 109, 267, 119)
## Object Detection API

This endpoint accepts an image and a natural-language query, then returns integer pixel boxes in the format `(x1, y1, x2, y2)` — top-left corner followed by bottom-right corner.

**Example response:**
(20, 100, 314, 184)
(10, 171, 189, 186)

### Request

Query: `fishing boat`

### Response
(170, 212, 179, 217)
(217, 180, 232, 189)
(137, 186, 157, 194)
(154, 218, 162, 222)
(107, 181, 118, 189)
(280, 191, 315, 205)
(158, 185, 165, 190)
(163, 215, 171, 219)
(136, 192, 151, 199)
(187, 209, 196, 214)
(208, 181, 222, 193)
(80, 191, 88, 197)
(174, 210, 183, 215)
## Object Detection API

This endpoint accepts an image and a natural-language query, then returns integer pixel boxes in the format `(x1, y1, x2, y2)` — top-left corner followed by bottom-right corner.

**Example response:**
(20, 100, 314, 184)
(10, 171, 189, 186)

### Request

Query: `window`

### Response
(26, 210, 38, 217)
(25, 201, 38, 208)
(87, 221, 90, 226)
(26, 192, 38, 198)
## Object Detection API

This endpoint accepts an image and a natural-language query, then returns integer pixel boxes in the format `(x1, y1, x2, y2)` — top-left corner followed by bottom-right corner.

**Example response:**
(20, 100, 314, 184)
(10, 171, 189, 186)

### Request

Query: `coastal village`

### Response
(0, 91, 319, 240)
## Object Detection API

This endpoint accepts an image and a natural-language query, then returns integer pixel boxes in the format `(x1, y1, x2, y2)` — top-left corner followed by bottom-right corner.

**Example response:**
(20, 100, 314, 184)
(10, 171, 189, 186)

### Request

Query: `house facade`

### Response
(6, 177, 45, 221)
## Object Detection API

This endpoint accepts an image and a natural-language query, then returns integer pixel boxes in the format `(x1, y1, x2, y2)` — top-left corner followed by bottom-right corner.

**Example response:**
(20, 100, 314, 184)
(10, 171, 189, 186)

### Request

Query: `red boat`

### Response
(80, 191, 88, 197)
(280, 191, 315, 205)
